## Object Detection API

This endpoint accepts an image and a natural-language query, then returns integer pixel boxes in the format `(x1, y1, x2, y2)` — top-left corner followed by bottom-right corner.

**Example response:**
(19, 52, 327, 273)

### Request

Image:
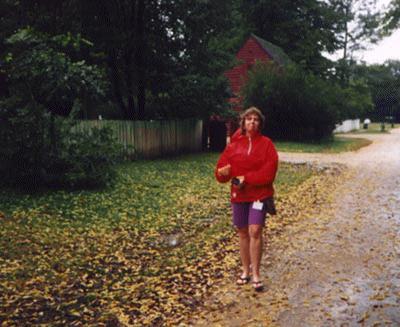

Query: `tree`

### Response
(242, 61, 373, 140)
(1, 27, 123, 188)
(382, 0, 400, 32)
(242, 62, 336, 140)
(158, 0, 240, 119)
(330, 0, 382, 84)
(78, 0, 238, 119)
(4, 28, 106, 117)
(353, 60, 400, 122)
(1, 0, 238, 120)
(240, 0, 345, 76)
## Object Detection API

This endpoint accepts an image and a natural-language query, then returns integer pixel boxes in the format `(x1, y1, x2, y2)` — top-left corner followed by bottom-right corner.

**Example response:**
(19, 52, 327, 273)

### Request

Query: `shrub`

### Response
(0, 97, 124, 189)
(0, 97, 52, 187)
(242, 62, 372, 141)
(50, 127, 124, 188)
(4, 27, 107, 117)
(0, 28, 122, 190)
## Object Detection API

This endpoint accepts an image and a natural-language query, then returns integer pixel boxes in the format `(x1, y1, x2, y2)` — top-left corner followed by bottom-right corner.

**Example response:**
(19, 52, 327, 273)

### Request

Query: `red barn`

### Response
(207, 34, 291, 150)
(225, 34, 290, 111)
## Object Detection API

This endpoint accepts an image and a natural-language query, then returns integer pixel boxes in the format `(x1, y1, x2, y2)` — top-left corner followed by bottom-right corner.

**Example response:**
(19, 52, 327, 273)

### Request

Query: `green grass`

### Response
(0, 153, 313, 325)
(352, 122, 397, 134)
(275, 136, 372, 153)
(0, 153, 308, 231)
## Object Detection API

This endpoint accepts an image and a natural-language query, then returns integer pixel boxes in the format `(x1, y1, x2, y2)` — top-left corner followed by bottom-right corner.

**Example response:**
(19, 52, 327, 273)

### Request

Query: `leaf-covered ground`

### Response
(0, 153, 313, 326)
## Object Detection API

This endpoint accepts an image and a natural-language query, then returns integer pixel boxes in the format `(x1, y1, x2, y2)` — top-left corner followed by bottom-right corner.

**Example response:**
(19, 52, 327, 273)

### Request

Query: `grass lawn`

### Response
(0, 153, 313, 326)
(275, 136, 372, 153)
(351, 122, 397, 134)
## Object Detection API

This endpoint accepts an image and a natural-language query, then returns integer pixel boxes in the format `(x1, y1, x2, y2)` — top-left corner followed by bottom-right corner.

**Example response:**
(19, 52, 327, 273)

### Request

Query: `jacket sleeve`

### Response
(214, 145, 232, 183)
(244, 141, 278, 186)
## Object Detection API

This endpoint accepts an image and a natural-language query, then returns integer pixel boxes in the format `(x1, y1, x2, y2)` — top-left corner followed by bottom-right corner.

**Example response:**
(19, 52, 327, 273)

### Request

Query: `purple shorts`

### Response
(231, 201, 268, 229)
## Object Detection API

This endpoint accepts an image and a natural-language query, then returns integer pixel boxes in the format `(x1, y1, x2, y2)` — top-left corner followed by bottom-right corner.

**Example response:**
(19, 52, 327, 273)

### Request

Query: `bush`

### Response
(242, 62, 372, 141)
(0, 28, 122, 190)
(4, 27, 107, 118)
(0, 97, 52, 187)
(0, 97, 124, 189)
(50, 127, 124, 188)
(340, 81, 373, 120)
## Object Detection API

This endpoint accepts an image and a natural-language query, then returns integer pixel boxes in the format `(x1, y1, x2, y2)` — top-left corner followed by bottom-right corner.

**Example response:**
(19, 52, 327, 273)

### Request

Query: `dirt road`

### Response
(192, 130, 400, 326)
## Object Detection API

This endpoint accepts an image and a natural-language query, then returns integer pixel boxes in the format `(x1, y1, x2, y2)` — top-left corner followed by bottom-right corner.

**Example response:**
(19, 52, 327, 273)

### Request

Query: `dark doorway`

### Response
(209, 120, 227, 151)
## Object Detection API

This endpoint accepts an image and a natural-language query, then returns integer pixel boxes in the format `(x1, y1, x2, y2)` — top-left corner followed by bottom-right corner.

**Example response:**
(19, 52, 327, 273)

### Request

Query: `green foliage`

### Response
(353, 60, 400, 122)
(341, 80, 374, 119)
(0, 97, 123, 189)
(46, 126, 124, 189)
(382, 0, 400, 32)
(158, 75, 230, 119)
(242, 62, 372, 141)
(152, 0, 236, 119)
(242, 62, 336, 140)
(328, 0, 382, 84)
(0, 97, 52, 187)
(0, 0, 390, 121)
(240, 0, 345, 75)
(4, 27, 106, 117)
(333, 0, 381, 53)
(76, 0, 236, 119)
(0, 27, 120, 189)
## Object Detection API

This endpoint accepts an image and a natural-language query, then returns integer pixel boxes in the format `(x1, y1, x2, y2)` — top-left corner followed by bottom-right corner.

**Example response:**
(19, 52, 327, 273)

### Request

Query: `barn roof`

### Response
(251, 34, 292, 66)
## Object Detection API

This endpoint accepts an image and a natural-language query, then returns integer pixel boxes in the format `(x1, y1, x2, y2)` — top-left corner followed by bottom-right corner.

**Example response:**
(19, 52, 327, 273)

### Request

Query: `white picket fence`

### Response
(333, 119, 360, 133)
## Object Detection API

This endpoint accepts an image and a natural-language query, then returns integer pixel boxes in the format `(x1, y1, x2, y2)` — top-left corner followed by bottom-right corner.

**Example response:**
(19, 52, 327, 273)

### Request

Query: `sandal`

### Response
(236, 275, 250, 285)
(252, 280, 264, 292)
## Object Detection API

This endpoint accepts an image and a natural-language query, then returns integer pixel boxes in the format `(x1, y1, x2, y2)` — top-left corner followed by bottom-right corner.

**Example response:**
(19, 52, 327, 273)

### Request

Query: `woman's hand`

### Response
(217, 164, 231, 177)
(232, 176, 245, 189)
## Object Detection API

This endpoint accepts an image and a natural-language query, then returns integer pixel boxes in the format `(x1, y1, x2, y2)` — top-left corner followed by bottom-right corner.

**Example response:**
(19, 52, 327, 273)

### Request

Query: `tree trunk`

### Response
(343, 21, 348, 61)
(95, 0, 129, 119)
(107, 49, 130, 119)
(124, 49, 136, 120)
(136, 0, 146, 120)
(341, 2, 350, 85)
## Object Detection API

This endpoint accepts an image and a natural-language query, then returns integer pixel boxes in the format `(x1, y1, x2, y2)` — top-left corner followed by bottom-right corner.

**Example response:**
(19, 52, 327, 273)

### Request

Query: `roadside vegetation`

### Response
(275, 136, 372, 153)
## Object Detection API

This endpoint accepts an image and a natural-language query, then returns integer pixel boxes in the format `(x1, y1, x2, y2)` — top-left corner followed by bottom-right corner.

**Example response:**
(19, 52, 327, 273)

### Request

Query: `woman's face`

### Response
(244, 113, 260, 134)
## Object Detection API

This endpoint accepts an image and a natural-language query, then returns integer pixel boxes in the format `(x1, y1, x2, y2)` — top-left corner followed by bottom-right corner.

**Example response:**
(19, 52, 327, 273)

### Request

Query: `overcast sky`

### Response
(357, 29, 400, 64)
(325, 0, 400, 65)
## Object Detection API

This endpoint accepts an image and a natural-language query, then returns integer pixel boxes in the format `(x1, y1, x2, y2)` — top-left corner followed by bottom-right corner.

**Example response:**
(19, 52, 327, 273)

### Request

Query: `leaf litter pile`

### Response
(0, 153, 333, 326)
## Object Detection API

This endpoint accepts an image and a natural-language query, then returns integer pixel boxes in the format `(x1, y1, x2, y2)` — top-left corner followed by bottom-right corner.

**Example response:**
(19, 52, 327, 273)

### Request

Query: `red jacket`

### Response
(215, 128, 278, 203)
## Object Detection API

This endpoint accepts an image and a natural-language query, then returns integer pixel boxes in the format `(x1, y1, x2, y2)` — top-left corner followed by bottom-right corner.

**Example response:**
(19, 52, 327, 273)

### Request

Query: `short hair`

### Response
(239, 106, 265, 135)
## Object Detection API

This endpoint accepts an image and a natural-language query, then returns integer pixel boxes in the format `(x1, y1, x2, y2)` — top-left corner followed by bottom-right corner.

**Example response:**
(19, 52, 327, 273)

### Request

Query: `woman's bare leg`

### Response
(249, 224, 263, 281)
(237, 227, 251, 277)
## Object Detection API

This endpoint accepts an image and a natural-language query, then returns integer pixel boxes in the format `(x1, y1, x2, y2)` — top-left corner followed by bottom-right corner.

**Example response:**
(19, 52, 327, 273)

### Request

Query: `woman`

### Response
(215, 107, 278, 292)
